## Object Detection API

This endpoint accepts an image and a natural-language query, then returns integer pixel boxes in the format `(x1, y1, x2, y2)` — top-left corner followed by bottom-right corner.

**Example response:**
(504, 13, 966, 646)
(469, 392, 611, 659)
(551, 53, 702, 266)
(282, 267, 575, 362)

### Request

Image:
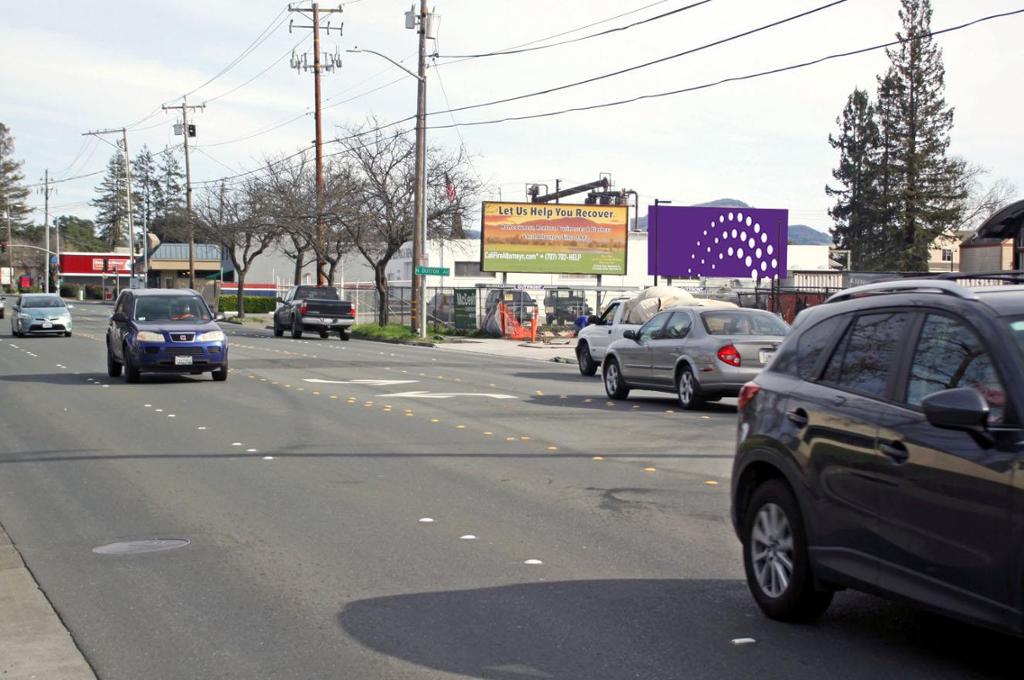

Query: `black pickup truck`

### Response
(273, 286, 355, 340)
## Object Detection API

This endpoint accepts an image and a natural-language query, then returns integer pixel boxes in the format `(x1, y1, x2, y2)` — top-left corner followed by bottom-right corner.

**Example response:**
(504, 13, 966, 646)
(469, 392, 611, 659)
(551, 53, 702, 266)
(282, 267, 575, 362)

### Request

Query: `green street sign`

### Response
(415, 265, 450, 276)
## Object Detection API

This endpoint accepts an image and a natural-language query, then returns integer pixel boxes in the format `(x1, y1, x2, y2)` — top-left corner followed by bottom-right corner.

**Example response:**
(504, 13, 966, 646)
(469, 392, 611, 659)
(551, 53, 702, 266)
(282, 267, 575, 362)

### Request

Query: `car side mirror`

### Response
(275, 297, 285, 304)
(66, 304, 75, 309)
(215, 312, 225, 321)
(112, 312, 128, 323)
(921, 388, 994, 446)
(622, 329, 637, 341)
(587, 315, 600, 326)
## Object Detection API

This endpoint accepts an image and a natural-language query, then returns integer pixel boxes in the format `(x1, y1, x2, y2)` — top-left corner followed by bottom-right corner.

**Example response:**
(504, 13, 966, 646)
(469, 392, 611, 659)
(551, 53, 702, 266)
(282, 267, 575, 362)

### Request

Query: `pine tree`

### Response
(827, 88, 884, 270)
(877, 0, 966, 271)
(91, 150, 130, 248)
(151, 147, 186, 241)
(132, 145, 159, 238)
(0, 123, 32, 231)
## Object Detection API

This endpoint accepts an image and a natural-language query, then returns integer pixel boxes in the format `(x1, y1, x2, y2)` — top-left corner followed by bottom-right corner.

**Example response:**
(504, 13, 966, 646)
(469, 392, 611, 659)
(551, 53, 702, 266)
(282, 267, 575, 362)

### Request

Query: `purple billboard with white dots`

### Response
(647, 205, 788, 280)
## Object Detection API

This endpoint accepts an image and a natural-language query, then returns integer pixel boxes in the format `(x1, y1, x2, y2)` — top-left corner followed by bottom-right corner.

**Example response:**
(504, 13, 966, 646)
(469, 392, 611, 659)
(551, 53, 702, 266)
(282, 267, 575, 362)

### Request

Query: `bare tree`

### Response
(195, 179, 282, 318)
(952, 161, 1018, 233)
(333, 122, 481, 325)
(261, 153, 317, 285)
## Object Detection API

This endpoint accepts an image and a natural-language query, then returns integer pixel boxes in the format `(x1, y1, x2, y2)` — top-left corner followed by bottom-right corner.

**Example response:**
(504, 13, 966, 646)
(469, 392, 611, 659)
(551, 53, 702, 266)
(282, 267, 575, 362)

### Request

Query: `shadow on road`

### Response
(338, 579, 1017, 680)
(0, 373, 211, 385)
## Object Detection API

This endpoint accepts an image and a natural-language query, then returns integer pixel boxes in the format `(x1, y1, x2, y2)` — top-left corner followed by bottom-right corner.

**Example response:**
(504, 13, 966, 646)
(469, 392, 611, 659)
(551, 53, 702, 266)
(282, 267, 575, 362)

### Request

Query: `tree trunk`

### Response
(327, 259, 338, 286)
(293, 249, 305, 285)
(374, 263, 388, 326)
(236, 270, 246, 319)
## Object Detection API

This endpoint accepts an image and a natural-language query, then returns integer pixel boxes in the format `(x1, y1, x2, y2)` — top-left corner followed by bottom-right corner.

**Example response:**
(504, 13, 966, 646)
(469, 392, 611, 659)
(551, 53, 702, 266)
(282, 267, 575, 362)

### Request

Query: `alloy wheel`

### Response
(750, 502, 795, 598)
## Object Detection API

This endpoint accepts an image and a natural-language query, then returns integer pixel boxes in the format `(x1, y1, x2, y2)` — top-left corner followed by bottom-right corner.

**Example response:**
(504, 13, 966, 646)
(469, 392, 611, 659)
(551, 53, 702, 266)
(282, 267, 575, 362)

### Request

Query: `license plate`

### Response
(759, 350, 774, 365)
(42, 322, 53, 328)
(174, 355, 193, 366)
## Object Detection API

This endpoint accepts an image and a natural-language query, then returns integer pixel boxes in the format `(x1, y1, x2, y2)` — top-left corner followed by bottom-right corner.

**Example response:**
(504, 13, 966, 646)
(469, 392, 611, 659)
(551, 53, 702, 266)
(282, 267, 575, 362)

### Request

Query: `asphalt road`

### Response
(0, 302, 1016, 679)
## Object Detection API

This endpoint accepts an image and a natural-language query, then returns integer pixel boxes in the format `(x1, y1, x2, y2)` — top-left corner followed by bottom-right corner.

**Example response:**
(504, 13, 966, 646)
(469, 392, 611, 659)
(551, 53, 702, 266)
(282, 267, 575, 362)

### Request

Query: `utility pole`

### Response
(162, 98, 204, 289)
(409, 0, 433, 338)
(84, 127, 138, 289)
(38, 170, 53, 293)
(289, 3, 343, 287)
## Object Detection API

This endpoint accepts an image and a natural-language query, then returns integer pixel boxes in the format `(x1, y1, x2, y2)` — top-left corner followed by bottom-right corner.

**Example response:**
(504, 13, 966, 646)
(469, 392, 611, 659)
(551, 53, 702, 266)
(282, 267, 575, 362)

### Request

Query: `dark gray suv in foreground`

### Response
(732, 275, 1024, 634)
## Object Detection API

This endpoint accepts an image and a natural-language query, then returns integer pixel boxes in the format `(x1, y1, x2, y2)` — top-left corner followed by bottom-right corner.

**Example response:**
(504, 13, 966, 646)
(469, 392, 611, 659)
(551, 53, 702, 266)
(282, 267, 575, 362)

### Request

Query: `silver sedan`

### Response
(602, 307, 789, 409)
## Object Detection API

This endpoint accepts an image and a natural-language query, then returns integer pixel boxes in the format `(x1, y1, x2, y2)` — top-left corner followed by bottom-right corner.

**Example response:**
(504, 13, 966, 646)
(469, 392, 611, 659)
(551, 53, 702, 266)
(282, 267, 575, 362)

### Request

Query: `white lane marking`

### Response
(154, 409, 164, 413)
(262, 456, 275, 460)
(523, 559, 543, 565)
(144, 404, 152, 408)
(246, 448, 258, 453)
(303, 378, 418, 386)
(197, 426, 207, 430)
(460, 535, 477, 540)
(381, 391, 516, 400)
(418, 517, 435, 523)
(167, 414, 176, 418)
(731, 638, 757, 646)
(231, 442, 243, 446)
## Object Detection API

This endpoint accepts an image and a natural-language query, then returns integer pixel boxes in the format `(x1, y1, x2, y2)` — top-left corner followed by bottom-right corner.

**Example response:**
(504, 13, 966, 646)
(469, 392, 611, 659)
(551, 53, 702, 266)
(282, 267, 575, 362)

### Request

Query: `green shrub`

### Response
(218, 295, 276, 314)
(84, 284, 103, 300)
(60, 283, 82, 298)
(19, 285, 42, 293)
(351, 323, 435, 344)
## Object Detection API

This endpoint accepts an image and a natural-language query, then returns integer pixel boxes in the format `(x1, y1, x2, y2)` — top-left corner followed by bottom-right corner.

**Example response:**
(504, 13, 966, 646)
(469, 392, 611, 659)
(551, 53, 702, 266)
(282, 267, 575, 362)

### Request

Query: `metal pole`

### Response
(652, 198, 659, 287)
(6, 206, 12, 287)
(55, 214, 60, 293)
(121, 128, 136, 288)
(182, 98, 195, 290)
(313, 2, 327, 286)
(413, 0, 428, 338)
(43, 169, 49, 293)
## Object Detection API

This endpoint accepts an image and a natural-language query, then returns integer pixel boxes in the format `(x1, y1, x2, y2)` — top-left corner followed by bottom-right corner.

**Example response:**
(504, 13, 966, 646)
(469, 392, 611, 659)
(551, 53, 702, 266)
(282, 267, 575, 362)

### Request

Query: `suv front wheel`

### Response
(742, 479, 832, 621)
(603, 357, 630, 400)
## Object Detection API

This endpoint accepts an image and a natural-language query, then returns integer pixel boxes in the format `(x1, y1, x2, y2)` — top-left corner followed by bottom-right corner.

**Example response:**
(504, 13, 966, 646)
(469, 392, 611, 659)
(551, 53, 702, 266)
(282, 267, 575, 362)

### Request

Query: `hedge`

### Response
(84, 284, 103, 300)
(219, 295, 276, 314)
(60, 283, 82, 298)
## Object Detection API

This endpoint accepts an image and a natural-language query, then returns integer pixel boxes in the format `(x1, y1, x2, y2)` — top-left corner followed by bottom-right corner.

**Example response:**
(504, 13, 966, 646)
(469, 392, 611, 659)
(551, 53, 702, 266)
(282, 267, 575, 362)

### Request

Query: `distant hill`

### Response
(787, 224, 833, 246)
(633, 198, 832, 245)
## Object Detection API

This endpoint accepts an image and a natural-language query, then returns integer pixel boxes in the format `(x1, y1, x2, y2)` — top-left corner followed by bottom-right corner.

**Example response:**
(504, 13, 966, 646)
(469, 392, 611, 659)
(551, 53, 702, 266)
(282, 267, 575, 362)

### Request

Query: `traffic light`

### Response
(187, 124, 196, 138)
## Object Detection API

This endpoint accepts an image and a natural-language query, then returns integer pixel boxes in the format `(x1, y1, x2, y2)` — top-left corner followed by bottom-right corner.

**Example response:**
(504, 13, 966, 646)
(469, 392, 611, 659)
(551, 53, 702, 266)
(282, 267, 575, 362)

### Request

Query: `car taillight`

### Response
(738, 382, 761, 412)
(349, 305, 355, 317)
(717, 344, 741, 367)
(299, 303, 308, 315)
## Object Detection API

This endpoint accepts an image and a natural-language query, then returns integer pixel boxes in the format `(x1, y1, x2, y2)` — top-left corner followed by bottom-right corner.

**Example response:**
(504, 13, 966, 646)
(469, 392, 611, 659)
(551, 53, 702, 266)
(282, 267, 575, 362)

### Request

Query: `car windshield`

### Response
(134, 296, 211, 322)
(22, 296, 65, 309)
(701, 310, 789, 336)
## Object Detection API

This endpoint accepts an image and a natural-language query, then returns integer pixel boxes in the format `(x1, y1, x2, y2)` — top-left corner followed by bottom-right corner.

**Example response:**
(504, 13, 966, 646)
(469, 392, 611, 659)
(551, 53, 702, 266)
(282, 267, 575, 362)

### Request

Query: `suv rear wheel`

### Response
(291, 317, 303, 339)
(106, 343, 122, 378)
(742, 479, 832, 621)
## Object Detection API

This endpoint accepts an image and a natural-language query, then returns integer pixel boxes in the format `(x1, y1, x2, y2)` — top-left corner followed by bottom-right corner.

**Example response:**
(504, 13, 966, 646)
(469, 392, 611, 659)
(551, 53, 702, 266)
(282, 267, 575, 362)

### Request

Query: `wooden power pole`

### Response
(163, 98, 205, 289)
(289, 2, 343, 286)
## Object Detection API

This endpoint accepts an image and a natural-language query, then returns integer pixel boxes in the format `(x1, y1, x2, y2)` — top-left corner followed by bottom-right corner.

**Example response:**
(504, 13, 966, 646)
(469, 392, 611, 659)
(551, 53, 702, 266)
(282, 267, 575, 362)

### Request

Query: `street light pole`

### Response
(652, 198, 672, 286)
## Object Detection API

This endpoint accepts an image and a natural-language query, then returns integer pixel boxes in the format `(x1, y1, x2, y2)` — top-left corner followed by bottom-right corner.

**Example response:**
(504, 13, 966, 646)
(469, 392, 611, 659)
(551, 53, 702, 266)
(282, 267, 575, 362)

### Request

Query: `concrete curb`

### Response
(0, 521, 96, 679)
(351, 334, 437, 348)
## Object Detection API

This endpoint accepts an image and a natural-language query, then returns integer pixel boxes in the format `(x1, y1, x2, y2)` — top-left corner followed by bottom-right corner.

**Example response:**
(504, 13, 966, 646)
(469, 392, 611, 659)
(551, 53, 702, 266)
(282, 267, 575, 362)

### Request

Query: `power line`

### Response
(437, 0, 712, 59)
(433, 0, 850, 119)
(184, 7, 1024, 194)
(439, 0, 672, 69)
(178, 7, 290, 102)
(24, 168, 106, 189)
(425, 7, 1024, 131)
(203, 30, 311, 105)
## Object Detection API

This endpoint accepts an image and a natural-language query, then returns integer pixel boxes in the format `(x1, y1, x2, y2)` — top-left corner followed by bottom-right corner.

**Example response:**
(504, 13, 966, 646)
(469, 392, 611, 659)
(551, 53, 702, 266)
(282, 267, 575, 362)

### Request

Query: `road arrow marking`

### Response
(379, 390, 517, 400)
(303, 378, 419, 386)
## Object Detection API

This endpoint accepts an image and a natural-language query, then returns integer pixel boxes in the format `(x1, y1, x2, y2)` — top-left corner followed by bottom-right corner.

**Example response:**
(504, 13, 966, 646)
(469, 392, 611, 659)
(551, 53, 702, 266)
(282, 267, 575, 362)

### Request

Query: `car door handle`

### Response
(786, 408, 808, 428)
(879, 440, 909, 464)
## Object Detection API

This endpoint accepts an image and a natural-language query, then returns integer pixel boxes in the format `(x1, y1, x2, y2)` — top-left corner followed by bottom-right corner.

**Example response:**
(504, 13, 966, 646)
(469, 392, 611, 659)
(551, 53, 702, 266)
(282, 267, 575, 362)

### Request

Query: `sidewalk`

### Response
(0, 522, 96, 679)
(434, 337, 577, 364)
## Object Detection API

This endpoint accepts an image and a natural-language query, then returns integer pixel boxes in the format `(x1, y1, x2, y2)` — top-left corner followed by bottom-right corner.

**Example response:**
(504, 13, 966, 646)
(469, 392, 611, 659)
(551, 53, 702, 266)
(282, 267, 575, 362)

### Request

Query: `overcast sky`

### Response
(3, 0, 1022, 233)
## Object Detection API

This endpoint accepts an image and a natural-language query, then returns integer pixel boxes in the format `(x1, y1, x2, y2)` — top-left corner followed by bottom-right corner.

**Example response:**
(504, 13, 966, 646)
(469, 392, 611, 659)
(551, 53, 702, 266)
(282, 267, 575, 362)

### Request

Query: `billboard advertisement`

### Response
(480, 201, 628, 275)
(648, 205, 788, 279)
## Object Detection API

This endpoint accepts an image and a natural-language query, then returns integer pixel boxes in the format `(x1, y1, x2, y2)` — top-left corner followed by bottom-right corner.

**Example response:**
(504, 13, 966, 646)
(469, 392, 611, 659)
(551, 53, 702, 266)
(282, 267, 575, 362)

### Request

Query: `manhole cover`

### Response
(92, 539, 191, 555)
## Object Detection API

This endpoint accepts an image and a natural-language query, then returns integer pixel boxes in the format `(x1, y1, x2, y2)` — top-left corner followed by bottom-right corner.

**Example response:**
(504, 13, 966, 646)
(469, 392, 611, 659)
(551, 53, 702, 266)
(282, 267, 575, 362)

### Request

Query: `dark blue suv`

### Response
(107, 289, 228, 383)
(732, 275, 1024, 634)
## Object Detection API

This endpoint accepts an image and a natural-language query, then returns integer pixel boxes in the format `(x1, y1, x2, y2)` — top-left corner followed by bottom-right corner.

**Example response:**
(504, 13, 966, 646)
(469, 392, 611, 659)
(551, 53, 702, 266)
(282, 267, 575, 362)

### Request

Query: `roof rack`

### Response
(928, 271, 1024, 284)
(826, 279, 979, 304)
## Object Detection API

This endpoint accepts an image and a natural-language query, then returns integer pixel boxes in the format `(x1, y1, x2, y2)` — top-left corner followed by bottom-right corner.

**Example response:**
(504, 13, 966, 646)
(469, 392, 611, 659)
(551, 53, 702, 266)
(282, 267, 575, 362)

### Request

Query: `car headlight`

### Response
(137, 331, 164, 342)
(197, 330, 225, 342)
(18, 313, 31, 320)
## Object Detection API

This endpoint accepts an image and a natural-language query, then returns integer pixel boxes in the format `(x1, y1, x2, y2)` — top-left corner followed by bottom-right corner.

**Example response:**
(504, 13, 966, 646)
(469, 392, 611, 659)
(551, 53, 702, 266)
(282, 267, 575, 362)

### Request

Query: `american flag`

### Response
(444, 173, 457, 204)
